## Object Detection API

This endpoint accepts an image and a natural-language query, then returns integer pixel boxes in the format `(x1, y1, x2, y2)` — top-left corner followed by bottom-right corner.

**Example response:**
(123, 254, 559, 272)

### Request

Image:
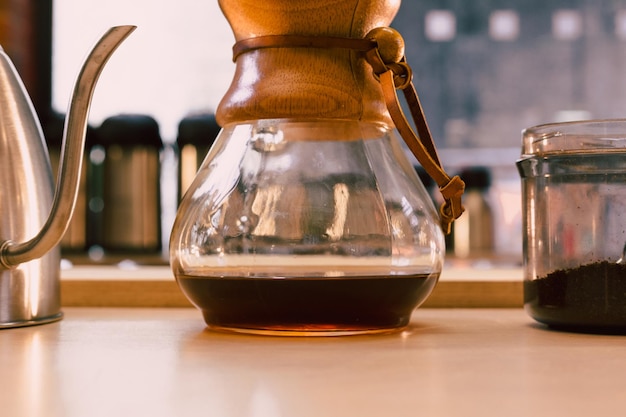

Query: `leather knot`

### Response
(438, 175, 466, 234)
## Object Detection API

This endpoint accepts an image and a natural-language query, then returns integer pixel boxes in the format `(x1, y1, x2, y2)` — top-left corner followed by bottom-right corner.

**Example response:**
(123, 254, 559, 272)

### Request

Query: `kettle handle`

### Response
(0, 25, 136, 269)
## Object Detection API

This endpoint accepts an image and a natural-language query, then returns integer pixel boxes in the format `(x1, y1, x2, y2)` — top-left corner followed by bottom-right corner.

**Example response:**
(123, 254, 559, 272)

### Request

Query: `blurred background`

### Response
(3, 0, 626, 267)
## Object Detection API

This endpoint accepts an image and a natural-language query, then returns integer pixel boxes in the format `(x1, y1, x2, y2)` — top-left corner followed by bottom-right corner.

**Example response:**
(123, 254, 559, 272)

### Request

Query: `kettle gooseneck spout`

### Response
(0, 25, 136, 269)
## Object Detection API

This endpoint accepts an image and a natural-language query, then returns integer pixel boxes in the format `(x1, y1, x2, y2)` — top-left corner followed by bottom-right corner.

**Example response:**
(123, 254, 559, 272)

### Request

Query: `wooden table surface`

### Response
(2, 307, 625, 417)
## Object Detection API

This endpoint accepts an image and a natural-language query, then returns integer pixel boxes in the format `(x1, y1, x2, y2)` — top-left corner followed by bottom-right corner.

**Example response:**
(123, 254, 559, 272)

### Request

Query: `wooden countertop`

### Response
(2, 307, 625, 417)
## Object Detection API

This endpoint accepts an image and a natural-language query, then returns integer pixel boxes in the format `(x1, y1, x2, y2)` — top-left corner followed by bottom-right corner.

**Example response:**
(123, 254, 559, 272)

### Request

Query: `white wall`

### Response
(53, 0, 235, 142)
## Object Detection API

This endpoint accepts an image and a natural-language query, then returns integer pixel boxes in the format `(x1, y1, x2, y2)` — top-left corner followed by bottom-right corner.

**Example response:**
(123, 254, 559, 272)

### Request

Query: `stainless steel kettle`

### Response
(0, 26, 135, 328)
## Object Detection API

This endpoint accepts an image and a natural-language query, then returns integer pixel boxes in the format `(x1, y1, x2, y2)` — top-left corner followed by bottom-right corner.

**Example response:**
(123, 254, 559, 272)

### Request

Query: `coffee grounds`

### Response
(525, 261, 626, 333)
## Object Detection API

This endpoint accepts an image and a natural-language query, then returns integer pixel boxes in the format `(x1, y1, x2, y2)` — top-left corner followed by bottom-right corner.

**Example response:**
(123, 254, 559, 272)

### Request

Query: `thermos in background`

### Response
(97, 114, 163, 254)
(448, 166, 495, 258)
(414, 165, 437, 204)
(176, 113, 220, 201)
(44, 111, 98, 254)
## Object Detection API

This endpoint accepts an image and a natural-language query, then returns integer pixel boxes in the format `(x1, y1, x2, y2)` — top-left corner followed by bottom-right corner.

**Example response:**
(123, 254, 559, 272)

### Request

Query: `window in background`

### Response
(424, 10, 457, 41)
(552, 9, 583, 40)
(393, 0, 626, 149)
(52, 0, 234, 142)
(489, 10, 520, 41)
(616, 10, 626, 39)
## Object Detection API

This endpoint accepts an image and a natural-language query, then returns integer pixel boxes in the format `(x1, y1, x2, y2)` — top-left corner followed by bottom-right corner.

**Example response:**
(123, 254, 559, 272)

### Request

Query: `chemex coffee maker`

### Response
(0, 26, 135, 328)
(170, 0, 465, 335)
(0, 1, 463, 334)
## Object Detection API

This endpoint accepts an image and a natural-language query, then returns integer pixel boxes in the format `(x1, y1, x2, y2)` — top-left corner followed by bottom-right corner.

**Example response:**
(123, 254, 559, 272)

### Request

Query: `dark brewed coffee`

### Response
(178, 274, 438, 335)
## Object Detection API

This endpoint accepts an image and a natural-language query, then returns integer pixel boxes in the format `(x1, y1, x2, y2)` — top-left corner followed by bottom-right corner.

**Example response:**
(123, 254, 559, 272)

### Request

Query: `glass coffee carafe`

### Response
(169, 0, 464, 335)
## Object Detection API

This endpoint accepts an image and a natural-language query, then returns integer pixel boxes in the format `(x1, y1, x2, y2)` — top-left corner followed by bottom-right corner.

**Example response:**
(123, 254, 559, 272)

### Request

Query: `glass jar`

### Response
(170, 120, 444, 335)
(517, 119, 626, 332)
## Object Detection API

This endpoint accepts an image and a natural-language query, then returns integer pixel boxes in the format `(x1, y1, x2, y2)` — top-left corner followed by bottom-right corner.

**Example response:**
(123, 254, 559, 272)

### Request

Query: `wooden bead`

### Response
(367, 27, 405, 64)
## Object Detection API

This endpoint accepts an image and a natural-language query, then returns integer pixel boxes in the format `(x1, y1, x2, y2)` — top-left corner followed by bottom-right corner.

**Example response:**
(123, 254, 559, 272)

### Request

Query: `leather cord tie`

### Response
(232, 28, 465, 234)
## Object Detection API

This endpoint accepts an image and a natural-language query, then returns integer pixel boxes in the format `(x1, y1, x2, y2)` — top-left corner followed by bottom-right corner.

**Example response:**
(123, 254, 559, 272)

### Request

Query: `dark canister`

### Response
(44, 112, 99, 253)
(176, 113, 220, 201)
(97, 114, 163, 253)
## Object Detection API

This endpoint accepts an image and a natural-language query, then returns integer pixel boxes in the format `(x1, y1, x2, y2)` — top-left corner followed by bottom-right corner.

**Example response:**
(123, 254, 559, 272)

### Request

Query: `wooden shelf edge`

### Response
(60, 278, 523, 308)
(423, 281, 523, 308)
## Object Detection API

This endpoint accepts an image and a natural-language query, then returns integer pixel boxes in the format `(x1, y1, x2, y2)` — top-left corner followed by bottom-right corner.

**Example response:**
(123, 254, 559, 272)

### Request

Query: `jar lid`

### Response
(458, 166, 491, 190)
(176, 113, 220, 147)
(521, 119, 626, 157)
(44, 111, 99, 148)
(98, 114, 163, 148)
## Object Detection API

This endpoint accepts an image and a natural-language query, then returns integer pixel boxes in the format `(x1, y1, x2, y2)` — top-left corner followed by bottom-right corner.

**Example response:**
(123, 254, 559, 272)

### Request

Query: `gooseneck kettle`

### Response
(0, 25, 135, 328)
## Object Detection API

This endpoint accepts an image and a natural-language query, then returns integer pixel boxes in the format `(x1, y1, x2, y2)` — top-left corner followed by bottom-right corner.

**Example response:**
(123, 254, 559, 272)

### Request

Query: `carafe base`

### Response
(178, 273, 439, 336)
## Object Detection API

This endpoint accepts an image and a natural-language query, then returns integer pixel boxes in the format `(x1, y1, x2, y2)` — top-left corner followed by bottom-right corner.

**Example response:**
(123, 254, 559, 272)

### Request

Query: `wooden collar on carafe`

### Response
(230, 28, 466, 234)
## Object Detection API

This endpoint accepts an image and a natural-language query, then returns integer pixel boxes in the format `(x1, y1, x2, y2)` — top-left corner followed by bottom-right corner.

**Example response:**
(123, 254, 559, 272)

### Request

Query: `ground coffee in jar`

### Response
(525, 261, 626, 333)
